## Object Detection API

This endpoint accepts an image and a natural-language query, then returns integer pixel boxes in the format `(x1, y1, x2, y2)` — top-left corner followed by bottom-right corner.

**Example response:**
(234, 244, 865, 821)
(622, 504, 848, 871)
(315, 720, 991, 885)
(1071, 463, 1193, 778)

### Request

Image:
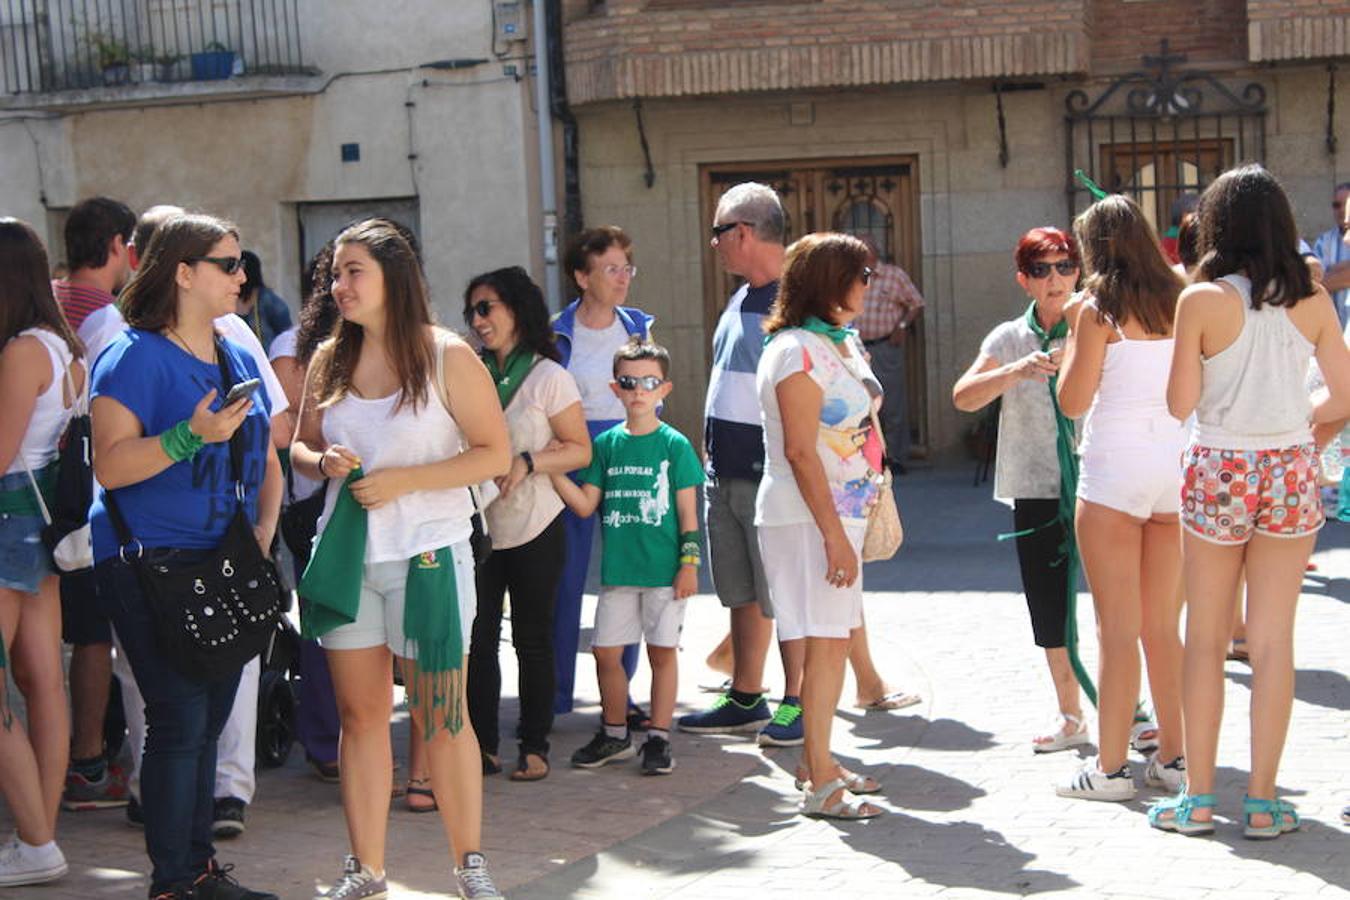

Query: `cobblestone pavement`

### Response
(6, 466, 1347, 899)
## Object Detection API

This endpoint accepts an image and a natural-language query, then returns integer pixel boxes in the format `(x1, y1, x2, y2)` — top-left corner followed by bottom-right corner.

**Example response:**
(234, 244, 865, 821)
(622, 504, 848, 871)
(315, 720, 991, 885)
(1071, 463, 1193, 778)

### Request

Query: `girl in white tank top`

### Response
(0, 217, 86, 882)
(1157, 164, 1350, 839)
(1053, 195, 1188, 804)
(290, 219, 511, 897)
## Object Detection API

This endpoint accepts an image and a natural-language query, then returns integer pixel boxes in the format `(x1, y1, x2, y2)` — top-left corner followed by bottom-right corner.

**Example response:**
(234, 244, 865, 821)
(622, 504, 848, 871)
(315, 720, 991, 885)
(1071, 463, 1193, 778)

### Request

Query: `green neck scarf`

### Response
(298, 468, 465, 735)
(1023, 300, 1097, 706)
(483, 346, 536, 408)
(765, 315, 857, 346)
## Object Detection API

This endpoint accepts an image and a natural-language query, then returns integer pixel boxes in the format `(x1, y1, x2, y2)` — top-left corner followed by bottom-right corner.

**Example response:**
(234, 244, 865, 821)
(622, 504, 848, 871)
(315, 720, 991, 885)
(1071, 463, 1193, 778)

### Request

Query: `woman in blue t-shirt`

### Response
(89, 213, 281, 900)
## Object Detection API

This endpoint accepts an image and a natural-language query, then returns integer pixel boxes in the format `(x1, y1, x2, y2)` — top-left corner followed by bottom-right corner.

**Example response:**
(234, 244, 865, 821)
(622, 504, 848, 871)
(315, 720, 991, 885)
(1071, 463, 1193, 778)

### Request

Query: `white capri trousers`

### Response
(757, 520, 866, 641)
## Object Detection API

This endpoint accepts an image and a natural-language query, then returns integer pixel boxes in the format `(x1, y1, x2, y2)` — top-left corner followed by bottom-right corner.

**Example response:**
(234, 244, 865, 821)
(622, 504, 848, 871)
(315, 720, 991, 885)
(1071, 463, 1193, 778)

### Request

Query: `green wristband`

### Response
(679, 531, 701, 562)
(159, 419, 204, 462)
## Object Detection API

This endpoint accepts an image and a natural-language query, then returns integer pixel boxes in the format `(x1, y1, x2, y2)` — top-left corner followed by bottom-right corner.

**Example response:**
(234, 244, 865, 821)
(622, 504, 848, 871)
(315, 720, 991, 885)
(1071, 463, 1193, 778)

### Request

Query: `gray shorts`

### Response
(704, 476, 772, 616)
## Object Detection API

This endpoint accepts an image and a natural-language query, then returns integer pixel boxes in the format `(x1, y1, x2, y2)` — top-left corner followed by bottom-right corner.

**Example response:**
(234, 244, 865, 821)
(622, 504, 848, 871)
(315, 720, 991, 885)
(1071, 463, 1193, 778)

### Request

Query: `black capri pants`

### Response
(1012, 498, 1069, 649)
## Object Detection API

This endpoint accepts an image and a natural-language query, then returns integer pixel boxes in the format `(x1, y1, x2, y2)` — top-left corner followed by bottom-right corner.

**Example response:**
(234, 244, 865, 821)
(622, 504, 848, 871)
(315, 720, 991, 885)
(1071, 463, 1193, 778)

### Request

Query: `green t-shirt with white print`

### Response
(579, 421, 705, 587)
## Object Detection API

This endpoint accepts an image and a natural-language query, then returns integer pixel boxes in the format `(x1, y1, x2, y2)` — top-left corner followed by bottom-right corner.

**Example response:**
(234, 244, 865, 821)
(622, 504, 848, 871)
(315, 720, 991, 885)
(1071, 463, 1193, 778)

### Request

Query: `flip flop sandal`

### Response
(626, 704, 651, 733)
(800, 777, 883, 820)
(1032, 713, 1091, 753)
(1129, 717, 1160, 755)
(1243, 795, 1300, 840)
(482, 753, 503, 776)
(698, 678, 733, 694)
(405, 778, 437, 813)
(510, 753, 550, 782)
(1148, 791, 1216, 836)
(858, 690, 921, 711)
(795, 766, 881, 795)
(1226, 638, 1250, 663)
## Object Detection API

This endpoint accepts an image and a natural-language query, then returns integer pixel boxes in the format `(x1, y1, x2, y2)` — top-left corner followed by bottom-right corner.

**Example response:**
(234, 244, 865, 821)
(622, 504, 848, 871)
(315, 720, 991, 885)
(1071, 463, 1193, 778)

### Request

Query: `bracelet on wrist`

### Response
(521, 451, 535, 475)
(158, 419, 204, 462)
(679, 555, 701, 568)
(317, 453, 329, 477)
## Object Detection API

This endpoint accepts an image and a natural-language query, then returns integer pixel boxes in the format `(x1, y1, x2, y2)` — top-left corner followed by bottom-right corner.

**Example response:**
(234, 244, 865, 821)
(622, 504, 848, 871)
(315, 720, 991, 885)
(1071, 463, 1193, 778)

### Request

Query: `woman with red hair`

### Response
(953, 227, 1088, 753)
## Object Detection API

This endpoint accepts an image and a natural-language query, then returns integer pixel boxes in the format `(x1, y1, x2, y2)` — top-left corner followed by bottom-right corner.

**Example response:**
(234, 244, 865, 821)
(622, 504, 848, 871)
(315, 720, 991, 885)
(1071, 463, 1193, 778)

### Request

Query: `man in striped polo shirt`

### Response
(678, 183, 808, 746)
(53, 196, 137, 812)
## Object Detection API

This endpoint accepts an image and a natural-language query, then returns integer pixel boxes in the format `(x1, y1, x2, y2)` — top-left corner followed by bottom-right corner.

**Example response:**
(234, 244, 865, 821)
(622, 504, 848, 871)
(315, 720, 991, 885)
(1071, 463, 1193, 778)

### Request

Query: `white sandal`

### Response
(794, 763, 881, 795)
(1032, 712, 1091, 754)
(800, 777, 883, 819)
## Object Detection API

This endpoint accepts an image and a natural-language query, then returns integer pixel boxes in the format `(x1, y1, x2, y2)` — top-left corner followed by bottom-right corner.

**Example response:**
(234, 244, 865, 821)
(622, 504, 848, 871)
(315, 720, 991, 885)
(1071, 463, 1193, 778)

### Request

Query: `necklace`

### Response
(167, 326, 211, 363)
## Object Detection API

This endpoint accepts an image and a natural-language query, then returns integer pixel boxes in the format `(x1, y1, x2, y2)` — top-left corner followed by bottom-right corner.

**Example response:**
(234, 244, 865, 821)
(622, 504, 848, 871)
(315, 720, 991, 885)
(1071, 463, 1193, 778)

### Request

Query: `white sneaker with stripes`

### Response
(1055, 757, 1137, 802)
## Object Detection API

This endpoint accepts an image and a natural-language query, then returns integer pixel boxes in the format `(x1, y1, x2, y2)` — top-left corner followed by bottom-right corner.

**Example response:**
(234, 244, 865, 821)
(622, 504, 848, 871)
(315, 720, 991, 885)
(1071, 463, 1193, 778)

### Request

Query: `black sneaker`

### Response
(212, 797, 246, 839)
(126, 796, 144, 829)
(641, 736, 674, 776)
(192, 859, 278, 900)
(570, 731, 635, 769)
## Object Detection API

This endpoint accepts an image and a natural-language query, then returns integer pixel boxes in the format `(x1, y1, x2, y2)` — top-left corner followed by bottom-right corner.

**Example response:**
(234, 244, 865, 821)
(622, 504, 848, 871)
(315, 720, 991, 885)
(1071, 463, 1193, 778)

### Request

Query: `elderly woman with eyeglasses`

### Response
(550, 226, 653, 723)
(952, 227, 1092, 755)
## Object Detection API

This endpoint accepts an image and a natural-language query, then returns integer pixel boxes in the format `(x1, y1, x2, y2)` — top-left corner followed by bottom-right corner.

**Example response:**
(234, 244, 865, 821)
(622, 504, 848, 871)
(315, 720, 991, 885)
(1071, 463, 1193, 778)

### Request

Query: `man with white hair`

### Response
(678, 183, 808, 746)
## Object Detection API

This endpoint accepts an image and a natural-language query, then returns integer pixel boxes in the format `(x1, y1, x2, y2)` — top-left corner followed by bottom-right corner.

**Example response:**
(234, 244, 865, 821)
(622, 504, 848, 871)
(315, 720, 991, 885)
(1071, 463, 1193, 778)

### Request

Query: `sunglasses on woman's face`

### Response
(615, 374, 666, 392)
(464, 299, 496, 323)
(861, 266, 874, 286)
(188, 255, 244, 275)
(1023, 260, 1079, 279)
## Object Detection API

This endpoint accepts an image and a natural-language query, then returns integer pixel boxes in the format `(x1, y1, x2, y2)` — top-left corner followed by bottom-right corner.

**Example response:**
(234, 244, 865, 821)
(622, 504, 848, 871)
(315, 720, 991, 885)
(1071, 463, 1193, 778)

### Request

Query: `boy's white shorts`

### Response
(593, 585, 686, 648)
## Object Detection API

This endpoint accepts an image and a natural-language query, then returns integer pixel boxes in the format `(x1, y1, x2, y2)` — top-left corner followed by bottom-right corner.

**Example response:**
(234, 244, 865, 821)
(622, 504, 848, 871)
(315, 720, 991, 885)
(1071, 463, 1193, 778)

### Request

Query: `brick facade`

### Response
(1088, 0, 1248, 73)
(1248, 0, 1350, 62)
(564, 0, 1091, 104)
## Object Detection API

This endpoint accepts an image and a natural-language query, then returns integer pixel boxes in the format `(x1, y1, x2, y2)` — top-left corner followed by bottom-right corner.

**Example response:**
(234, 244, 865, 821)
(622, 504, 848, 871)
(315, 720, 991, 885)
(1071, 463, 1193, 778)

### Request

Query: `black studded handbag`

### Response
(104, 342, 285, 683)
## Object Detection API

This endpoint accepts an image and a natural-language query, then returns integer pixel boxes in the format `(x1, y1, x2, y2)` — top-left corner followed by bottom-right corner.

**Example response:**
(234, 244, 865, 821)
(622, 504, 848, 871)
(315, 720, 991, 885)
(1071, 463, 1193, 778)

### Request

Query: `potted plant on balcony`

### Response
(190, 41, 236, 81)
(151, 52, 183, 82)
(89, 32, 133, 86)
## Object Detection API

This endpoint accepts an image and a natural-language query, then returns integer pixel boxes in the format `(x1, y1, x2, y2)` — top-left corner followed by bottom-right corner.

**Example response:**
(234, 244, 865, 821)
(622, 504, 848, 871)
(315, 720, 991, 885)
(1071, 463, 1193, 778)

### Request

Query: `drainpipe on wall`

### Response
(532, 0, 561, 310)
(544, 0, 582, 239)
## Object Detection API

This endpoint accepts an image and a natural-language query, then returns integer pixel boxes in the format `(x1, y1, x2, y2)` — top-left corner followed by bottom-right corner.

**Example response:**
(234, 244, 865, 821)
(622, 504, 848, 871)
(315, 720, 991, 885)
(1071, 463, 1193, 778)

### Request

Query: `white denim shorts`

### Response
(319, 539, 476, 656)
(757, 520, 866, 641)
(593, 585, 686, 649)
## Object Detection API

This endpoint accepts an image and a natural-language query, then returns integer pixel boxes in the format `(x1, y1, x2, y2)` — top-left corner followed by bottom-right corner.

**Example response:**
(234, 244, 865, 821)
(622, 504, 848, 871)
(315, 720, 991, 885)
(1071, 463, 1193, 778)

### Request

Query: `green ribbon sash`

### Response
(298, 466, 465, 735)
(1024, 300, 1098, 707)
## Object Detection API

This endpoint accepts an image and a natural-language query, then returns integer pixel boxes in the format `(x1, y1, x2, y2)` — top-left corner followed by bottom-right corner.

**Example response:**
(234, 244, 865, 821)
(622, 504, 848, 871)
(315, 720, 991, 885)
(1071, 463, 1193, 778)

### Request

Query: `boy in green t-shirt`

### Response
(551, 339, 704, 775)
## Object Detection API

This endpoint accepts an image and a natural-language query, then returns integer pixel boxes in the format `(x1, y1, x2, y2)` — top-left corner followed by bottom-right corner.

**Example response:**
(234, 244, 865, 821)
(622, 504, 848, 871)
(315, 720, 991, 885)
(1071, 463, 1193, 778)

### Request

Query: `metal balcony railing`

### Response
(1, 0, 307, 95)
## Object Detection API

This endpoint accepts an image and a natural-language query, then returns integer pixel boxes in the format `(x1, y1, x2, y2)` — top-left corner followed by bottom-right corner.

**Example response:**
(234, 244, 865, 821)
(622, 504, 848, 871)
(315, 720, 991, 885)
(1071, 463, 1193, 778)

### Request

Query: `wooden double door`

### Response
(700, 156, 927, 455)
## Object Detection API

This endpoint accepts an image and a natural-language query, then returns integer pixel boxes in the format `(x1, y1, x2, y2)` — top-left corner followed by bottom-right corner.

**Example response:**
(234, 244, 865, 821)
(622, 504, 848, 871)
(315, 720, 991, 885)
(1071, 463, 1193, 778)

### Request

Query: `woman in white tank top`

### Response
(1155, 165, 1350, 839)
(1054, 196, 1188, 804)
(291, 219, 511, 898)
(0, 218, 85, 885)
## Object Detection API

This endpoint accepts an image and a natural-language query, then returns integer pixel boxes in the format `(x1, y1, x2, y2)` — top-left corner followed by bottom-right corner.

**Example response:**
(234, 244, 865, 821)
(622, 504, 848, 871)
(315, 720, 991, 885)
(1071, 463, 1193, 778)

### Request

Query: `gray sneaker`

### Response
(315, 856, 387, 900)
(455, 852, 504, 900)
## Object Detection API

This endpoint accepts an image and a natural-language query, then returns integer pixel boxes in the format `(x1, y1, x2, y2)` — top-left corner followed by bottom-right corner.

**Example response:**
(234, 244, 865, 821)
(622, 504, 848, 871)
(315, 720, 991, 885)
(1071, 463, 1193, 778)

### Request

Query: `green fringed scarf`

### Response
(298, 467, 465, 735)
(1025, 301, 1098, 707)
(764, 315, 858, 347)
(482, 346, 537, 409)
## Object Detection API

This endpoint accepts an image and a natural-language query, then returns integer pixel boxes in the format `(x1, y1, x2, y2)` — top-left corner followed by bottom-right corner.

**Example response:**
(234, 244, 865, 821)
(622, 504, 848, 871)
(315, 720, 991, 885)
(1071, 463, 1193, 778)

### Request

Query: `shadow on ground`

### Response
(1225, 667, 1350, 712)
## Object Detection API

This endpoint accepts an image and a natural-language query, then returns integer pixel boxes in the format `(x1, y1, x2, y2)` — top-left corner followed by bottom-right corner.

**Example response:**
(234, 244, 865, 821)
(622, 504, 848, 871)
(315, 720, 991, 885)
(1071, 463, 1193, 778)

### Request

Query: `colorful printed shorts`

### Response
(1181, 444, 1324, 544)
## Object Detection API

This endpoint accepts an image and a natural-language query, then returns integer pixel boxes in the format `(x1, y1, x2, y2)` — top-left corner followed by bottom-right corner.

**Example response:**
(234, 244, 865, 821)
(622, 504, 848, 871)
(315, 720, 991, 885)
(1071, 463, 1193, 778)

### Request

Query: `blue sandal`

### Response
(1148, 791, 1216, 836)
(1243, 795, 1299, 840)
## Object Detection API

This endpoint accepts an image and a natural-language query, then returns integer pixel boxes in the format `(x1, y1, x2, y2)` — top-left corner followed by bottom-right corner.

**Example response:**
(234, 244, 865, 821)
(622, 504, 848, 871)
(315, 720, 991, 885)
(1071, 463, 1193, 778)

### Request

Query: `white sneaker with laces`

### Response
(1055, 757, 1137, 802)
(1144, 753, 1187, 792)
(0, 835, 67, 886)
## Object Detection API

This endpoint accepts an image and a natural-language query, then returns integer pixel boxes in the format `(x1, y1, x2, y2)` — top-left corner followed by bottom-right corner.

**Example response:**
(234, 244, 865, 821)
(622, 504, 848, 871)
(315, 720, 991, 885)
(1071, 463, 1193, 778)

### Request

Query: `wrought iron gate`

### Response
(1065, 40, 1267, 231)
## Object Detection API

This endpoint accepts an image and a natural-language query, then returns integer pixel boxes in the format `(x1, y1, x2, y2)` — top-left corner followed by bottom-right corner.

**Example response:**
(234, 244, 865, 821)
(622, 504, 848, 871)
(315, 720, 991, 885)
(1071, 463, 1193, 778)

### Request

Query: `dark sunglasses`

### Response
(1023, 260, 1079, 279)
(463, 299, 496, 323)
(615, 374, 666, 392)
(188, 255, 244, 275)
(861, 266, 874, 286)
(710, 221, 753, 239)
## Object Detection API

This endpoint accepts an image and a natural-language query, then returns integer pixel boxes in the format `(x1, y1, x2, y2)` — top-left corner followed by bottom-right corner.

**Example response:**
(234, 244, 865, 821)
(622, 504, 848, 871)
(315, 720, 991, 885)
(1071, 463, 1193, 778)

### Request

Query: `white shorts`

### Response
(757, 521, 866, 641)
(1078, 425, 1186, 520)
(319, 539, 477, 656)
(593, 586, 685, 649)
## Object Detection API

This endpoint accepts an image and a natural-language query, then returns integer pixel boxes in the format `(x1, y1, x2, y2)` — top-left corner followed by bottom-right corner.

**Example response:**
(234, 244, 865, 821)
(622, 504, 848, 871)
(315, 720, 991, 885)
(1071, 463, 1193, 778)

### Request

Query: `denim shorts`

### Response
(0, 470, 51, 594)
